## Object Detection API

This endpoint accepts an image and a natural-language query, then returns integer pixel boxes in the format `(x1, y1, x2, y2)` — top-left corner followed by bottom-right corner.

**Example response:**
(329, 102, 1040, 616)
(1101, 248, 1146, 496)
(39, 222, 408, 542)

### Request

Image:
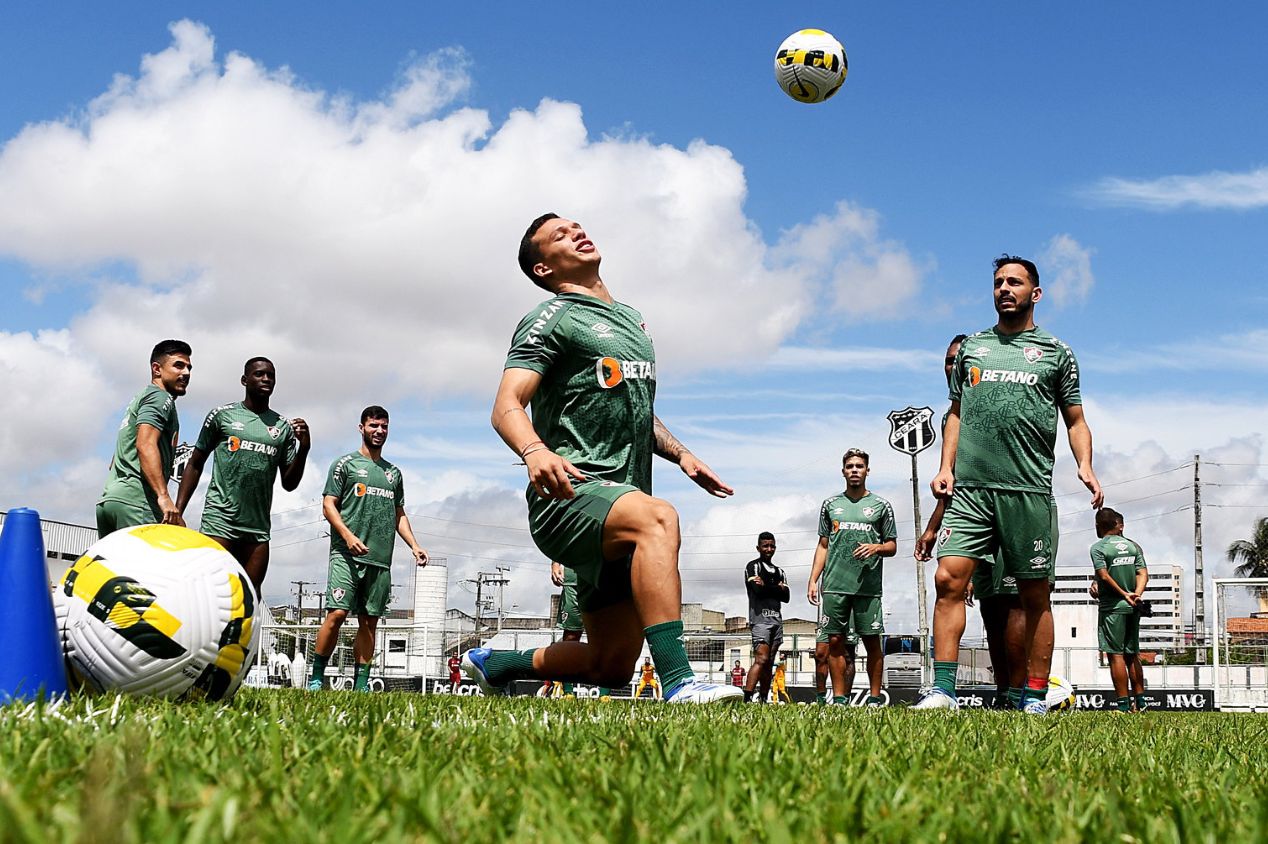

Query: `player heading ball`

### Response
(463, 214, 742, 704)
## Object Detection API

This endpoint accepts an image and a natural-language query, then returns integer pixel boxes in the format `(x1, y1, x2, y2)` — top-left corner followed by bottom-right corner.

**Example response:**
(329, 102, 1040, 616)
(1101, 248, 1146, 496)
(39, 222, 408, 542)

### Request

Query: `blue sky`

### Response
(2, 3, 1266, 626)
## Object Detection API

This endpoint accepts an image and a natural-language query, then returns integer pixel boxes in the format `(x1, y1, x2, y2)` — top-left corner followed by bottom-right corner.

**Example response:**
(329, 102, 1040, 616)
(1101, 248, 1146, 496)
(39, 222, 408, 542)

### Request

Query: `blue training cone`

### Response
(0, 508, 69, 702)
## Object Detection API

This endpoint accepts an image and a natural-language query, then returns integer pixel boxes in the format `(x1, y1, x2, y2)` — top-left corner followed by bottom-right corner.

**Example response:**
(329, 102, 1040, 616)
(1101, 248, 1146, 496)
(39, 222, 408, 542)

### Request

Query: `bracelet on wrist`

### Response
(518, 439, 545, 457)
(521, 444, 549, 459)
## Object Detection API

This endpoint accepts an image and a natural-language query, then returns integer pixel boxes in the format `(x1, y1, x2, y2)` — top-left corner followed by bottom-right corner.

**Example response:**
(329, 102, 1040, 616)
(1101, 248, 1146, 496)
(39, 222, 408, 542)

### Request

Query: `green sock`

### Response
(1134, 694, 1147, 711)
(1116, 696, 1132, 712)
(815, 693, 826, 705)
(309, 653, 328, 684)
(598, 687, 611, 697)
(832, 695, 848, 706)
(644, 621, 693, 693)
(1007, 688, 1024, 709)
(353, 662, 371, 691)
(483, 649, 539, 686)
(933, 661, 958, 696)
(1023, 677, 1047, 705)
(866, 695, 883, 705)
(562, 683, 575, 694)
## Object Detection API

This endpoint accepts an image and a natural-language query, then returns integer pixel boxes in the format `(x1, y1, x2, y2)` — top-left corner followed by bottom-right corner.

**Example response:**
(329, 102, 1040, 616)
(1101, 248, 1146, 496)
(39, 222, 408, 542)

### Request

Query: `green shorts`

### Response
(527, 480, 639, 613)
(556, 582, 584, 632)
(971, 555, 1019, 600)
(822, 593, 882, 638)
(1098, 611, 1140, 655)
(937, 487, 1057, 581)
(95, 499, 160, 538)
(199, 509, 270, 544)
(816, 617, 857, 647)
(326, 553, 392, 617)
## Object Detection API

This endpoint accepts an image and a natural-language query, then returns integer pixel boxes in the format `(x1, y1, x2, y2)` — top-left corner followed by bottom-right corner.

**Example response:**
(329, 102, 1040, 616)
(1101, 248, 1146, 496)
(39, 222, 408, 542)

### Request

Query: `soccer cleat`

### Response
(865, 697, 885, 708)
(664, 681, 744, 704)
(911, 689, 959, 710)
(1022, 698, 1049, 715)
(461, 648, 507, 697)
(306, 677, 323, 692)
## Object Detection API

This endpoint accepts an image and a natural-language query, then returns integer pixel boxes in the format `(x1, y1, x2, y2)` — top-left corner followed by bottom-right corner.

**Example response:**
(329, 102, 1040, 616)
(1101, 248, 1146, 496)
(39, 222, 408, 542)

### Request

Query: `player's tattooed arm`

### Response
(654, 416, 734, 498)
(652, 416, 689, 462)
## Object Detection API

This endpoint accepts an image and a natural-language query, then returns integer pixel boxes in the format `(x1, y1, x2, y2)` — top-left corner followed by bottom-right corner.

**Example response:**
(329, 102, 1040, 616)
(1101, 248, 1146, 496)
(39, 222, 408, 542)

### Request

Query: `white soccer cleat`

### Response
(1022, 698, 1049, 715)
(911, 689, 960, 710)
(665, 681, 744, 704)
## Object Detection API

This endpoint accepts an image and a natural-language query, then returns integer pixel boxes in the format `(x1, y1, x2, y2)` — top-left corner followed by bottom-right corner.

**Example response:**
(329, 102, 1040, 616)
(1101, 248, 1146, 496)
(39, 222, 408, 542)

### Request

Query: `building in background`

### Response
(1052, 564, 1185, 652)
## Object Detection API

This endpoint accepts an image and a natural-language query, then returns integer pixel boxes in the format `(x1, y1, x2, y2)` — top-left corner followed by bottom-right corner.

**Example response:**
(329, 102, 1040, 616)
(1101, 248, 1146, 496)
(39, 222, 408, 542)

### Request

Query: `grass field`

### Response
(1, 690, 1266, 843)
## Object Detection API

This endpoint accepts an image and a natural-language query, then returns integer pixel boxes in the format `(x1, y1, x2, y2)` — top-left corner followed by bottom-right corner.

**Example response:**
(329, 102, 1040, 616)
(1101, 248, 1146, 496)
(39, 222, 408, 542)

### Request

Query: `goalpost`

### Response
(1212, 577, 1268, 711)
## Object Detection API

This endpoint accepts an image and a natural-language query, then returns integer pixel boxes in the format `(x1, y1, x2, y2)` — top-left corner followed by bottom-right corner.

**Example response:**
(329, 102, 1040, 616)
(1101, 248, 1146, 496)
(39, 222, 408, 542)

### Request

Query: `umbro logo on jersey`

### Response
(1030, 556, 1048, 567)
(970, 346, 990, 357)
(1115, 542, 1129, 552)
(968, 367, 1039, 387)
(230, 422, 245, 431)
(1023, 347, 1044, 364)
(595, 357, 655, 389)
(356, 469, 369, 477)
(870, 621, 881, 629)
(832, 508, 844, 514)
(590, 322, 614, 338)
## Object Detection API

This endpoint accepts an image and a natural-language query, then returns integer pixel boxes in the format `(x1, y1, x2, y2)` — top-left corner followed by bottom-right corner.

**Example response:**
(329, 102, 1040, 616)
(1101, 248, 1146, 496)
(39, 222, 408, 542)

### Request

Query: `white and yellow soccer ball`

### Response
(53, 524, 260, 702)
(774, 29, 848, 104)
(1045, 675, 1076, 711)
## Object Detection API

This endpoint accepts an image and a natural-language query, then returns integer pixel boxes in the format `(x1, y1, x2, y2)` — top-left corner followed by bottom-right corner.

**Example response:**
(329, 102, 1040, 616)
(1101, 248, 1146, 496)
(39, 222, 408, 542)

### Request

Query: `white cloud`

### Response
(1038, 233, 1095, 308)
(1085, 165, 1268, 210)
(772, 201, 929, 319)
(1082, 329, 1268, 373)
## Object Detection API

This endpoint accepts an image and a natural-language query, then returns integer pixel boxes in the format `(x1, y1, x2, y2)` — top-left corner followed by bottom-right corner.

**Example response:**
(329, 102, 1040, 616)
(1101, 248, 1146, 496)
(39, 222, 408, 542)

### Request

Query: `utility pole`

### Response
(1194, 453, 1205, 663)
(291, 580, 310, 623)
(910, 451, 931, 688)
(495, 566, 510, 633)
(885, 405, 936, 689)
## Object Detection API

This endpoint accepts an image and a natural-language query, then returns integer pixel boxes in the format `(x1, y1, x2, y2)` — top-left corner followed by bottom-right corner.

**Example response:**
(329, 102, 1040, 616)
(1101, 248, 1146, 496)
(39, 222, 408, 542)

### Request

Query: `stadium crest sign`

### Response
(886, 406, 936, 456)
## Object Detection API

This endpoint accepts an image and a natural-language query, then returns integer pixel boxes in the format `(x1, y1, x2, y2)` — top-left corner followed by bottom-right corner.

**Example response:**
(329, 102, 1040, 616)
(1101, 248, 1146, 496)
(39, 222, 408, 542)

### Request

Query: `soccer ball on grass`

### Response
(54, 524, 260, 702)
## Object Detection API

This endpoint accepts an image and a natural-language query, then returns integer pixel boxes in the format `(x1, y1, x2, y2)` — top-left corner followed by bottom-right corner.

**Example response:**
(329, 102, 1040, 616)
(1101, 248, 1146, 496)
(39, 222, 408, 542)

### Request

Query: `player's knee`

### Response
(325, 609, 349, 627)
(934, 565, 967, 597)
(639, 498, 680, 545)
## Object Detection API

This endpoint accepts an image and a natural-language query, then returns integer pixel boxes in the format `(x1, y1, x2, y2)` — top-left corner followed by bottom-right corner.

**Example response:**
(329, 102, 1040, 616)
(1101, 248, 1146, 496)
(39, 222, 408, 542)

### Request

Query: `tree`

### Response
(1226, 516, 1268, 613)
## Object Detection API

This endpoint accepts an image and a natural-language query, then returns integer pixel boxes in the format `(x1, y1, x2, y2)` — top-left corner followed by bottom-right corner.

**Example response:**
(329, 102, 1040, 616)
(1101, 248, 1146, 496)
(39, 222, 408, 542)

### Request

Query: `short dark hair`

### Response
(757, 531, 775, 543)
(518, 212, 560, 288)
(993, 254, 1039, 286)
(243, 356, 274, 373)
(843, 447, 869, 466)
(150, 339, 191, 364)
(1095, 507, 1124, 537)
(949, 333, 968, 347)
(361, 405, 390, 424)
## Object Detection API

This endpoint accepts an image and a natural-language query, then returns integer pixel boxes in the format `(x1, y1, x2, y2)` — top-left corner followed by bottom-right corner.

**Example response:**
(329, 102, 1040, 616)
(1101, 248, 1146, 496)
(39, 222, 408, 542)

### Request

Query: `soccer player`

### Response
(915, 255, 1103, 713)
(634, 657, 660, 700)
(307, 406, 429, 692)
(808, 448, 897, 706)
(743, 531, 789, 703)
(550, 560, 584, 696)
(97, 340, 192, 537)
(463, 214, 740, 704)
(176, 357, 311, 591)
(730, 660, 746, 688)
(448, 652, 463, 693)
(915, 333, 1026, 709)
(1090, 507, 1149, 712)
(769, 654, 792, 704)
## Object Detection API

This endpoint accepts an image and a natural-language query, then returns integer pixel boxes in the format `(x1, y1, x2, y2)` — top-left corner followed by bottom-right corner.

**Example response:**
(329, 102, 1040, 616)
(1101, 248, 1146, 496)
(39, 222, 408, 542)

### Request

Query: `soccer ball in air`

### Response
(54, 524, 260, 702)
(1045, 675, 1076, 711)
(774, 29, 848, 103)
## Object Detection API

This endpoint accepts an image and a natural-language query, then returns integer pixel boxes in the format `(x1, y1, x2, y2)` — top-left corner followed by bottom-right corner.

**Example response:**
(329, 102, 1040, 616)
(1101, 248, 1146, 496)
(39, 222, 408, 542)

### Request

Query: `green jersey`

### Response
(1090, 535, 1146, 614)
(949, 326, 1081, 494)
(325, 452, 405, 568)
(100, 385, 180, 510)
(817, 491, 897, 597)
(195, 402, 298, 536)
(504, 293, 656, 492)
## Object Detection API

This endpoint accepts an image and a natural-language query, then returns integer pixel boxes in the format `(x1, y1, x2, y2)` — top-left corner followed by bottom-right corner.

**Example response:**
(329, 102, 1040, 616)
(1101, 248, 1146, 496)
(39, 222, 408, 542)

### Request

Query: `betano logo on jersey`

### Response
(354, 483, 395, 500)
(832, 520, 876, 534)
(967, 366, 1039, 387)
(226, 437, 278, 456)
(595, 357, 655, 389)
